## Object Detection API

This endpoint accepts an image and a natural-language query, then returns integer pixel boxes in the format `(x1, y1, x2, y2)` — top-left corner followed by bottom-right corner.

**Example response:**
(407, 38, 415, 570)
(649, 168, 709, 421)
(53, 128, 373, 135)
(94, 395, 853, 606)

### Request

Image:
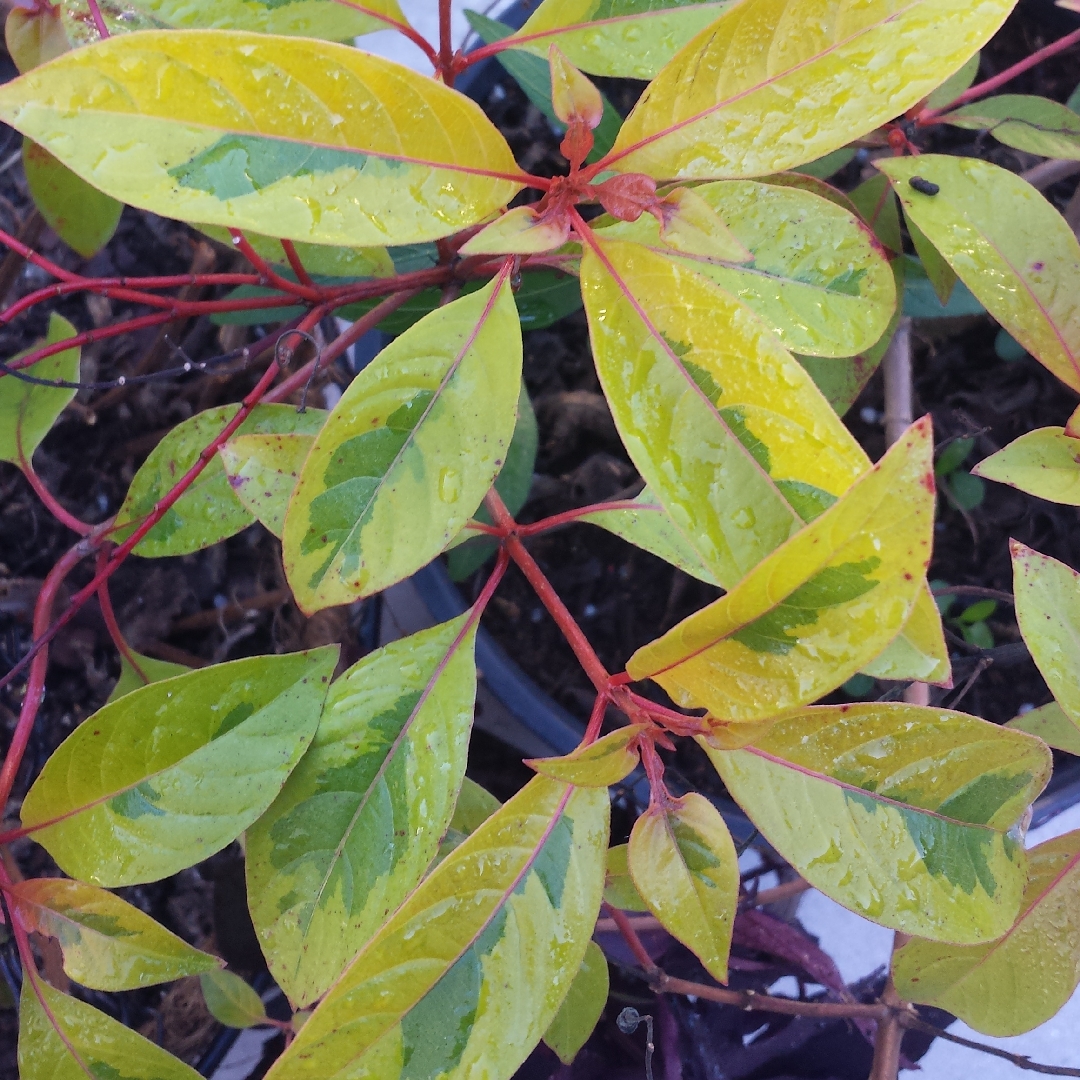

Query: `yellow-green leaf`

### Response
(0, 312, 80, 466)
(596, 179, 895, 359)
(282, 275, 522, 611)
(247, 614, 480, 1007)
(944, 94, 1080, 160)
(220, 431, 316, 539)
(527, 725, 646, 787)
(906, 214, 958, 306)
(113, 404, 326, 557)
(705, 703, 1051, 942)
(604, 843, 649, 911)
(509, 0, 736, 80)
(0, 31, 524, 247)
(605, 0, 1012, 179)
(21, 647, 337, 887)
(879, 155, 1080, 393)
(925, 51, 981, 110)
(265, 775, 610, 1080)
(543, 941, 609, 1064)
(849, 173, 902, 254)
(437, 777, 503, 862)
(893, 830, 1080, 1034)
(580, 235, 870, 590)
(23, 138, 121, 258)
(106, 649, 190, 704)
(1007, 700, 1080, 756)
(20, 978, 200, 1080)
(1013, 543, 1080, 727)
(6, 6, 71, 73)
(200, 969, 267, 1029)
(628, 420, 934, 720)
(9, 878, 220, 991)
(861, 585, 952, 685)
(973, 427, 1080, 505)
(628, 792, 738, 981)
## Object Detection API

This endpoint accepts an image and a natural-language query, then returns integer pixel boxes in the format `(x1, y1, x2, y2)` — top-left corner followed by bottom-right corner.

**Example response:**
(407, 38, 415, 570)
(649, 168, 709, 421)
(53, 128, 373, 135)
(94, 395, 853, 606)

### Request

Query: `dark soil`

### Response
(1, 1, 1079, 1077)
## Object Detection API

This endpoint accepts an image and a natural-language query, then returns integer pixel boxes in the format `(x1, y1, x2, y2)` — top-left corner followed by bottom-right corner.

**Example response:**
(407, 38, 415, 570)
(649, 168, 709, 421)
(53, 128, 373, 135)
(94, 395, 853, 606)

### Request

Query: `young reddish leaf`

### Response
(1006, 700, 1080, 756)
(628, 792, 739, 982)
(282, 275, 522, 611)
(247, 614, 481, 1007)
(605, 0, 1013, 179)
(5, 6, 70, 73)
(20, 647, 338, 887)
(9, 878, 221, 991)
(112, 404, 326, 557)
(220, 432, 316, 539)
(526, 725, 647, 787)
(549, 45, 603, 129)
(106, 650, 190, 704)
(705, 703, 1050, 943)
(459, 205, 572, 256)
(200, 970, 268, 1029)
(0, 312, 79, 467)
(0, 31, 524, 247)
(20, 977, 200, 1080)
(23, 139, 121, 258)
(944, 95, 1080, 160)
(1013, 543, 1080, 727)
(879, 156, 1080, 393)
(894, 830, 1080, 1035)
(973, 427, 1080, 505)
(543, 941, 609, 1064)
(509, 0, 736, 80)
(264, 776, 610, 1080)
(627, 419, 935, 719)
(604, 843, 649, 911)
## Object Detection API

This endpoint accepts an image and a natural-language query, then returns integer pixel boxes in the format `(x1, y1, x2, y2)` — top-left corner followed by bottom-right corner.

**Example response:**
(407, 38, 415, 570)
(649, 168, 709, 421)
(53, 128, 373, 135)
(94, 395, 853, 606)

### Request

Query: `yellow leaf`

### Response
(627, 419, 935, 720)
(549, 44, 603, 128)
(1007, 700, 1080, 756)
(861, 585, 952, 686)
(459, 205, 571, 256)
(527, 725, 647, 786)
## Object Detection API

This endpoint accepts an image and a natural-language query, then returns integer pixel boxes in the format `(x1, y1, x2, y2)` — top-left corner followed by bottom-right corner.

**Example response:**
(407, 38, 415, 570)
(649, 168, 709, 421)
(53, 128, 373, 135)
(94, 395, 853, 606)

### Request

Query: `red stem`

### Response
(919, 26, 1080, 123)
(280, 239, 316, 289)
(19, 458, 92, 536)
(583, 693, 608, 745)
(0, 226, 82, 284)
(229, 230, 322, 302)
(439, 0, 454, 84)
(327, 0, 439, 66)
(604, 903, 660, 974)
(85, 0, 109, 37)
(95, 559, 149, 684)
(519, 499, 644, 537)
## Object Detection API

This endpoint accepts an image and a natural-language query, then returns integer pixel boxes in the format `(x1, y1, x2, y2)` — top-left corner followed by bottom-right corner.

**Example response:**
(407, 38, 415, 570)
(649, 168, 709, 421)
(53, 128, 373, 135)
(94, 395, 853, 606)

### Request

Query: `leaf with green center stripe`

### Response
(20, 647, 337, 887)
(527, 725, 647, 787)
(628, 792, 739, 981)
(0, 312, 79, 466)
(626, 419, 934, 720)
(580, 235, 871, 590)
(973, 427, 1080, 505)
(0, 31, 524, 248)
(283, 275, 522, 611)
(247, 613, 481, 1007)
(595, 180, 896, 359)
(703, 703, 1050, 942)
(19, 977, 201, 1080)
(605, 0, 1013, 179)
(506, 0, 736, 80)
(8, 878, 221, 991)
(603, 844, 649, 911)
(543, 941, 609, 1064)
(943, 95, 1080, 160)
(878, 156, 1080, 393)
(264, 774, 609, 1080)
(112, 404, 327, 557)
(893, 829, 1080, 1034)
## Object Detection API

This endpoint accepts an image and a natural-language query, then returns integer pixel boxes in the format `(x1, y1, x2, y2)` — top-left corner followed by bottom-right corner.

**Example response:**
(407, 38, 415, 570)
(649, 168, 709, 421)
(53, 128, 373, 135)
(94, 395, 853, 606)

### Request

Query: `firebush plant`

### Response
(1, 0, 1080, 1077)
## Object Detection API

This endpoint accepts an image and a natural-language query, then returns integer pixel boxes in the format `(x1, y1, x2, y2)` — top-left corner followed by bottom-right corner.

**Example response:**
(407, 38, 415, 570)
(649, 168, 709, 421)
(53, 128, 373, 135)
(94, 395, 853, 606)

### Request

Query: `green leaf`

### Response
(957, 599, 996, 624)
(112, 404, 326, 557)
(906, 214, 957, 307)
(705, 703, 1051, 942)
(0, 312, 80, 466)
(995, 327, 1028, 362)
(247, 614, 480, 1007)
(9, 878, 220, 991)
(894, 830, 1080, 1035)
(23, 138, 121, 257)
(1013, 543, 1080, 728)
(944, 94, 1080, 160)
(21, 647, 337, 887)
(961, 619, 993, 649)
(106, 650, 190, 704)
(606, 0, 1012, 179)
(465, 11, 620, 164)
(628, 792, 738, 981)
(0, 31, 523, 247)
(879, 156, 1080, 392)
(1007, 701, 1080, 756)
(925, 51, 981, 109)
(849, 174, 902, 254)
(527, 725, 646, 787)
(973, 427, 1080, 505)
(935, 438, 975, 478)
(220, 431, 316, 540)
(20, 977, 201, 1080)
(282, 275, 522, 611)
(603, 843, 649, 911)
(265, 775, 610, 1080)
(437, 777, 503, 862)
(509, 0, 736, 80)
(543, 941, 609, 1064)
(795, 148, 856, 180)
(900, 254, 984, 319)
(200, 969, 268, 1029)
(596, 179, 895, 359)
(581, 235, 872, 590)
(944, 470, 985, 510)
